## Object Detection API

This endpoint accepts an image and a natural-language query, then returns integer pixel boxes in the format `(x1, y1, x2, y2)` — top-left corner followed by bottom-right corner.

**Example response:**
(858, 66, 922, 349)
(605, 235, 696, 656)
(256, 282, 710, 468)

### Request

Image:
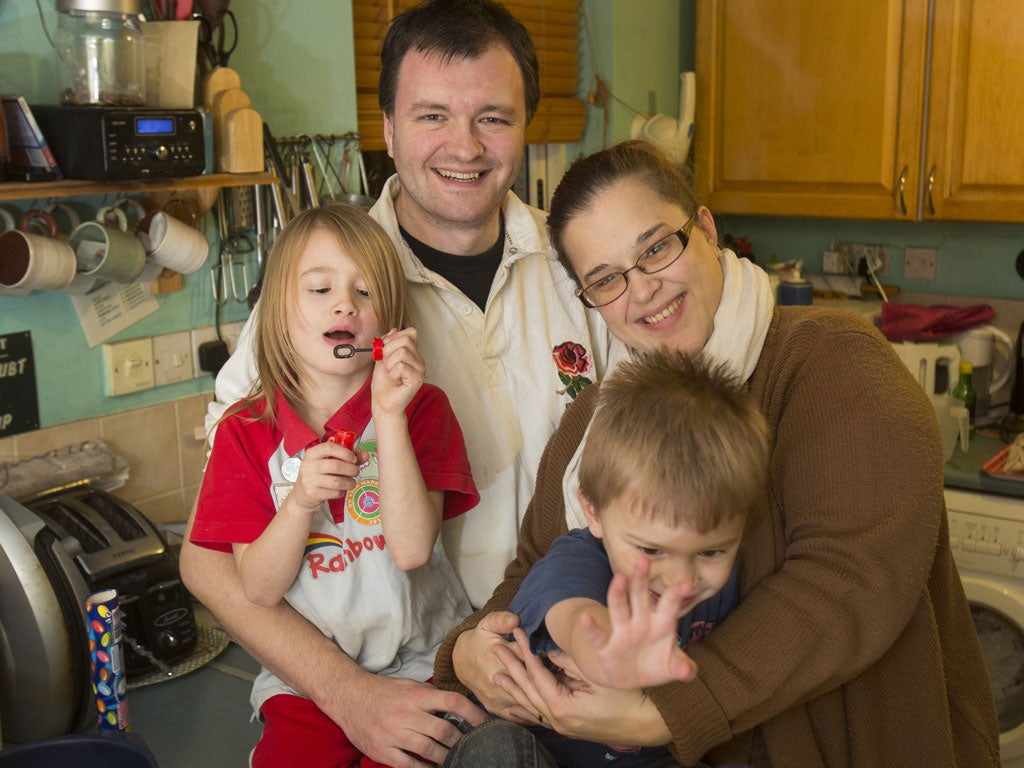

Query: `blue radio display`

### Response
(135, 117, 175, 135)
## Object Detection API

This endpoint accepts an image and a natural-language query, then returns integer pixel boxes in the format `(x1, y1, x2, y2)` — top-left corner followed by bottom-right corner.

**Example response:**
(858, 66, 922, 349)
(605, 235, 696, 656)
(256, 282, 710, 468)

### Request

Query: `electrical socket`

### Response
(822, 250, 846, 274)
(102, 338, 154, 396)
(153, 331, 194, 387)
(905, 246, 938, 281)
(838, 243, 890, 277)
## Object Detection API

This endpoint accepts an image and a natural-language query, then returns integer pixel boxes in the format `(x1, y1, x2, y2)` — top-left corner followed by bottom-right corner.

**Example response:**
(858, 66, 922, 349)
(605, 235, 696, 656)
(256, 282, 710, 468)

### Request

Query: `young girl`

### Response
(190, 203, 479, 767)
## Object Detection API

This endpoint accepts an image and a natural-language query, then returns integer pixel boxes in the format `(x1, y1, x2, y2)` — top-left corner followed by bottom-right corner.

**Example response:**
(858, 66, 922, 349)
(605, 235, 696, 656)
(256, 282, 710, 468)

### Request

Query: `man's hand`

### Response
(317, 671, 487, 768)
(577, 557, 697, 689)
(451, 611, 540, 723)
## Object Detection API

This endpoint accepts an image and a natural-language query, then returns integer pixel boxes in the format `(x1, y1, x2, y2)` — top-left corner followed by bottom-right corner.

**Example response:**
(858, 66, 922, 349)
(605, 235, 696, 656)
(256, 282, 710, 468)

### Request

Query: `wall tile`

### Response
(100, 403, 179, 502)
(13, 418, 102, 460)
(129, 489, 187, 525)
(177, 393, 212, 489)
(183, 483, 200, 519)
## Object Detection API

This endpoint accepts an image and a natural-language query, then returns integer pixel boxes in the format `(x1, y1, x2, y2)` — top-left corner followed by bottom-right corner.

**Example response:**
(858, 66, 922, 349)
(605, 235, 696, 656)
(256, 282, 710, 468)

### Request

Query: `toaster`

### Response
(0, 485, 197, 743)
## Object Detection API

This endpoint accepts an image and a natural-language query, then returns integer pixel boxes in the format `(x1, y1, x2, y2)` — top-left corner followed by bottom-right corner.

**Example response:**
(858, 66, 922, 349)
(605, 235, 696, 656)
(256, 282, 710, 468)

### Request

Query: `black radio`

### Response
(30, 105, 206, 181)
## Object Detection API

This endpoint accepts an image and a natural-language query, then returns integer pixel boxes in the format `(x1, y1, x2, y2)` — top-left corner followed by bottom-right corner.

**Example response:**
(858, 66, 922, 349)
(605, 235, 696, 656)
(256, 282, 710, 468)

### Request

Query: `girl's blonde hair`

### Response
(229, 203, 412, 426)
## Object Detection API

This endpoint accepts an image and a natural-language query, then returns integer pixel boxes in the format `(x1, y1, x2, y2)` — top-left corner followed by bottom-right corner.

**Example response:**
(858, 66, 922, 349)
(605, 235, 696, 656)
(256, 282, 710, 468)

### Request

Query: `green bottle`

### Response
(952, 361, 977, 434)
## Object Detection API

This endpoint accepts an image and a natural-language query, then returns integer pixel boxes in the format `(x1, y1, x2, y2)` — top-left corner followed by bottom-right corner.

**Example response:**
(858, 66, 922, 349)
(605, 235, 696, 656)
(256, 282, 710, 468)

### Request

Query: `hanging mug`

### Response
(69, 220, 147, 284)
(137, 199, 209, 275)
(0, 210, 78, 292)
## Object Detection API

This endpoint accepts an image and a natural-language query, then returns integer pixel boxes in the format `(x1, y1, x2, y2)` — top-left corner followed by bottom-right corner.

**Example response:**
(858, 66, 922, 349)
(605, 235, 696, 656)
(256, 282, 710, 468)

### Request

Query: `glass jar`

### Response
(54, 0, 145, 106)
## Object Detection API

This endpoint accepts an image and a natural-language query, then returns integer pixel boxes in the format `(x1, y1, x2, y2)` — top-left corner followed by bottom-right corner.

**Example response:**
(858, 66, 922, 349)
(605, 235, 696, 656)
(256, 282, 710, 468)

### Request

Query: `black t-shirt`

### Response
(399, 221, 505, 312)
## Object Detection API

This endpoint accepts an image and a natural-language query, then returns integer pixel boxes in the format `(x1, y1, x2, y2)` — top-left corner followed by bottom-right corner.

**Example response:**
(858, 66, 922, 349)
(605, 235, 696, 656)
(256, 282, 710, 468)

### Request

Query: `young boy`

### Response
(508, 349, 770, 767)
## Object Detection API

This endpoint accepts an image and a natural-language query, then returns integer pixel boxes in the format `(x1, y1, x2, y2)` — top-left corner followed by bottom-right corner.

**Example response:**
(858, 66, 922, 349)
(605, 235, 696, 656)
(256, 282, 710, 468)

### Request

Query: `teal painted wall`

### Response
(1, 1, 1021, 432)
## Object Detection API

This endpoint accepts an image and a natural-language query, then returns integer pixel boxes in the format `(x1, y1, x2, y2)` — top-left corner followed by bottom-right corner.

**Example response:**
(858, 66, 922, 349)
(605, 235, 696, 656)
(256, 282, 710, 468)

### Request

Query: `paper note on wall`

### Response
(71, 282, 159, 348)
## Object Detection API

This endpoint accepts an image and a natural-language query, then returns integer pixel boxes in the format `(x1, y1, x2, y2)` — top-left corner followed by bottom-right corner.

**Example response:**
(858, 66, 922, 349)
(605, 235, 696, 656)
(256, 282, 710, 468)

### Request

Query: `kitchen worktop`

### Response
(944, 429, 1024, 499)
(127, 628, 261, 767)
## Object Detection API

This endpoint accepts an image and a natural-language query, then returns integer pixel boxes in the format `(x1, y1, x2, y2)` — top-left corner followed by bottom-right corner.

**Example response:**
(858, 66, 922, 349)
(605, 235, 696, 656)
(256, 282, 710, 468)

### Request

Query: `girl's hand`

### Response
(371, 328, 425, 416)
(578, 557, 697, 689)
(289, 440, 363, 513)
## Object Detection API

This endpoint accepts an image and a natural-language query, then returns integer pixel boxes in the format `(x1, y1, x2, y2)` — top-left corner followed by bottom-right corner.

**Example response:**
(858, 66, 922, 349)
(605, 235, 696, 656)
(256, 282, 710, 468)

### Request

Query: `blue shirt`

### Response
(509, 528, 739, 767)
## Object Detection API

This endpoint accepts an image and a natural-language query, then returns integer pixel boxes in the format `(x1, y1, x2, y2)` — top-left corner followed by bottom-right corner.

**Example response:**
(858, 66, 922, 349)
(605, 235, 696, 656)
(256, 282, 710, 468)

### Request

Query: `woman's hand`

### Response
(493, 628, 672, 747)
(372, 328, 425, 416)
(451, 611, 542, 724)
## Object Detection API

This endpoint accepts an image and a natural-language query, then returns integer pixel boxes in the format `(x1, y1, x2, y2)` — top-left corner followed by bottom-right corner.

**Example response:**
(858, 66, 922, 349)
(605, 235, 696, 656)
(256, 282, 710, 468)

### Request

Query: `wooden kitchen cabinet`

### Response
(695, 0, 1024, 222)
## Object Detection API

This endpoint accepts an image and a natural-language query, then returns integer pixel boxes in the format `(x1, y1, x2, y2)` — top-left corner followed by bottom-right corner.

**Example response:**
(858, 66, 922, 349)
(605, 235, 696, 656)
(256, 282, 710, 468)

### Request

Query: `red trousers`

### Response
(252, 694, 395, 768)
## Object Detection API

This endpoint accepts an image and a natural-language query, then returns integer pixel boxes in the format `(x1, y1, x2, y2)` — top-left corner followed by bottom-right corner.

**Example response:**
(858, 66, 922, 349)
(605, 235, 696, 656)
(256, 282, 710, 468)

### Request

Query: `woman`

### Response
(433, 141, 999, 767)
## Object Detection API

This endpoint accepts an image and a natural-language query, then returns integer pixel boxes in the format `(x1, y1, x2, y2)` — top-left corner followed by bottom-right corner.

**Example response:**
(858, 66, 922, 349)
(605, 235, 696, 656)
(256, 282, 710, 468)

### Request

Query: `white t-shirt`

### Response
(207, 176, 614, 606)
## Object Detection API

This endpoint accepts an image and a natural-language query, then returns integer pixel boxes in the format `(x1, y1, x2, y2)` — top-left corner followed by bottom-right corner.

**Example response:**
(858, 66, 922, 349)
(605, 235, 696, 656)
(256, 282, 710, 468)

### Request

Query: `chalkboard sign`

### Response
(0, 331, 40, 437)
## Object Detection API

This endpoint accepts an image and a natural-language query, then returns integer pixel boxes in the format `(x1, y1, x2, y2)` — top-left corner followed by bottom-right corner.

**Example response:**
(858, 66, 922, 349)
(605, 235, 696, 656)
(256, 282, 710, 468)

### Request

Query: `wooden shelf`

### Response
(0, 172, 277, 202)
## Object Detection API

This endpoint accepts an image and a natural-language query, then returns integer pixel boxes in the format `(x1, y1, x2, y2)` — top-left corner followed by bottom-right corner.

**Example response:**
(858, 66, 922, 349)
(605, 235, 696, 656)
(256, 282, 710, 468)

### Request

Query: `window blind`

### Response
(352, 0, 585, 151)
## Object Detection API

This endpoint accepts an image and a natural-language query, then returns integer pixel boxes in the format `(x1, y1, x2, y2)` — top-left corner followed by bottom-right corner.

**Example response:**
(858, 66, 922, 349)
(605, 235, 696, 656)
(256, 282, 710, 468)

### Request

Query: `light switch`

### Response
(102, 338, 155, 396)
(153, 331, 194, 387)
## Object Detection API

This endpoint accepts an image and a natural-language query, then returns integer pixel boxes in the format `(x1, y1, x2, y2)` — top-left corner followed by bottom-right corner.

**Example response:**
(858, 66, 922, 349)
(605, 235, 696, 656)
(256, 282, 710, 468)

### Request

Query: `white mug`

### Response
(0, 211, 77, 291)
(137, 209, 209, 275)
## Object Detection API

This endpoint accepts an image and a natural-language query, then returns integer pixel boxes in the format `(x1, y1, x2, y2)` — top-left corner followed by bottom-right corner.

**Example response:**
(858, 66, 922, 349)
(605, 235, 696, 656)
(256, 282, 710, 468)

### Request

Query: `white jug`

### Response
(930, 393, 970, 461)
(891, 341, 962, 395)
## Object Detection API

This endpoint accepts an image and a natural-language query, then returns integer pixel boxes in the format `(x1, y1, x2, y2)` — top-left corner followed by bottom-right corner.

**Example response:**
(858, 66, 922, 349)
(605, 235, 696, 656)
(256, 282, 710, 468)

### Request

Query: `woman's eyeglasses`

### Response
(575, 218, 695, 308)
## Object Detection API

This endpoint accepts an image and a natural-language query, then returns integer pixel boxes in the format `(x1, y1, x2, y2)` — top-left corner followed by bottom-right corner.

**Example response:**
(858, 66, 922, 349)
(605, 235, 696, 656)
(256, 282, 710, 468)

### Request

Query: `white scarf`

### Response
(563, 248, 775, 528)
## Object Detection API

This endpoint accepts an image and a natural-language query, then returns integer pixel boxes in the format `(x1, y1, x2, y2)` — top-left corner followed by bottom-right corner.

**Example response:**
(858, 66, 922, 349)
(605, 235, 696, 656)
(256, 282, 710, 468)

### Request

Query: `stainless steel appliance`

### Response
(0, 486, 196, 744)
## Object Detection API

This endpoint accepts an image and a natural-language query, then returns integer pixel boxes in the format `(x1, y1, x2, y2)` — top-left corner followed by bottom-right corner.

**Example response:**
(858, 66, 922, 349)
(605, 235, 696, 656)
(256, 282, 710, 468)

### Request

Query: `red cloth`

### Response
(253, 694, 395, 768)
(880, 302, 995, 341)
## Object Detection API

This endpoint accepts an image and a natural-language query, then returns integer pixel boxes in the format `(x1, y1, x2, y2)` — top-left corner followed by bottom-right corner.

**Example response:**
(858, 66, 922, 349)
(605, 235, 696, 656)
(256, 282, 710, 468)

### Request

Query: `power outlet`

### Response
(839, 242, 890, 277)
(153, 331, 194, 387)
(905, 246, 938, 281)
(822, 250, 848, 274)
(102, 338, 155, 396)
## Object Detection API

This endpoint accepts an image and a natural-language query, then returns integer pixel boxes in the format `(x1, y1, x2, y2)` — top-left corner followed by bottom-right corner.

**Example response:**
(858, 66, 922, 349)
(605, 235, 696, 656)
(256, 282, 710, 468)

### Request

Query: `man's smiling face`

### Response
(383, 45, 527, 252)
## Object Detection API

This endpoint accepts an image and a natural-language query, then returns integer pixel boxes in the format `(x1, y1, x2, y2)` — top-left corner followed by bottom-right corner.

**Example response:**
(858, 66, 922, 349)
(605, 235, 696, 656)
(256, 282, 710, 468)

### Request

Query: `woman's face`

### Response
(562, 179, 724, 355)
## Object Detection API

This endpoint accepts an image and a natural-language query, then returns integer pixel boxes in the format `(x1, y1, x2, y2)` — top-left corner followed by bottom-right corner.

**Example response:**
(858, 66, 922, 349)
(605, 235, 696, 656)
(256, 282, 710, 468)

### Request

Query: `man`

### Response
(179, 2, 612, 766)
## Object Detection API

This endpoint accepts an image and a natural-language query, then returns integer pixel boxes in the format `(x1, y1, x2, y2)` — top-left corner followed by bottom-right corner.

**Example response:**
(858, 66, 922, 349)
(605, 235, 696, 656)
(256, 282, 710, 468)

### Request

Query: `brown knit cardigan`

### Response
(435, 307, 1000, 767)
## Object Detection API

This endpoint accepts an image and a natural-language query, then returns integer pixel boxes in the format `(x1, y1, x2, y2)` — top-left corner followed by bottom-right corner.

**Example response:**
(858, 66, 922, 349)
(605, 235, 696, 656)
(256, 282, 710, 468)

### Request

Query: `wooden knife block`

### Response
(204, 69, 264, 174)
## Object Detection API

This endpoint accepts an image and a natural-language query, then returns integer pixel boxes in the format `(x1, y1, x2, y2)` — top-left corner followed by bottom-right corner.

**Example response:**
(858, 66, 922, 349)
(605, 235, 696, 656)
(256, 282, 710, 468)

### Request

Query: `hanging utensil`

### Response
(336, 140, 376, 211)
(300, 154, 320, 209)
(263, 122, 296, 223)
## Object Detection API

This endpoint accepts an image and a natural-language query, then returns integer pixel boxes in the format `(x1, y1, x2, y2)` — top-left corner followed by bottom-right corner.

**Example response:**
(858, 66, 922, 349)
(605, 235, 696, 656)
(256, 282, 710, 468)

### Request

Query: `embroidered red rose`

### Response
(552, 342, 592, 377)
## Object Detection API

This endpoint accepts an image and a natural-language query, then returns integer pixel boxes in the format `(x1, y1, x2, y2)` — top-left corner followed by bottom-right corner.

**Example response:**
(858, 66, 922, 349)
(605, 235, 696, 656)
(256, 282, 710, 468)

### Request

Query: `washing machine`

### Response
(946, 487, 1024, 767)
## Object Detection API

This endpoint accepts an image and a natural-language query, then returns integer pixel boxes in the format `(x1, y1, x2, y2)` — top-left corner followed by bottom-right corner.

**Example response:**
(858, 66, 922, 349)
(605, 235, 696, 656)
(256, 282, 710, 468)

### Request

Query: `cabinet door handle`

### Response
(926, 164, 937, 216)
(895, 165, 908, 215)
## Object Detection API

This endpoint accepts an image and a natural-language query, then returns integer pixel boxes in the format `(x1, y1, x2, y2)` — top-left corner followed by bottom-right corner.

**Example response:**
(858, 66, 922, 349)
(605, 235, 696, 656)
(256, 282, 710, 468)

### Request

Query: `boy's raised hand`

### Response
(578, 557, 698, 690)
(371, 328, 425, 415)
